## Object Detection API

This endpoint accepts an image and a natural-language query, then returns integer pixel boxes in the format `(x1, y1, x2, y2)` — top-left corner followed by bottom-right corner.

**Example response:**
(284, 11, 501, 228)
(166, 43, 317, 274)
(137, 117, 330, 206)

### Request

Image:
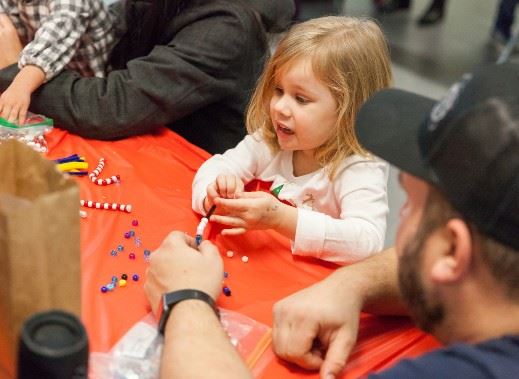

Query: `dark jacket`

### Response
(0, 0, 294, 154)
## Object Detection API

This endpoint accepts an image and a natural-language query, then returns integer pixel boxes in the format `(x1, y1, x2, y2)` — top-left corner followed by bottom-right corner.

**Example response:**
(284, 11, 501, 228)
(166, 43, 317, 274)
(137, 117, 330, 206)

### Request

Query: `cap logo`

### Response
(428, 73, 473, 132)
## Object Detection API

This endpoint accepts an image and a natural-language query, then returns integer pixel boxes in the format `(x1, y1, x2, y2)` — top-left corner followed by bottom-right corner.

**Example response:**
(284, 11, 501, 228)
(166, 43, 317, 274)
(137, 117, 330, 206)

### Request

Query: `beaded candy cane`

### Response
(195, 205, 216, 247)
(80, 200, 132, 213)
(89, 158, 120, 186)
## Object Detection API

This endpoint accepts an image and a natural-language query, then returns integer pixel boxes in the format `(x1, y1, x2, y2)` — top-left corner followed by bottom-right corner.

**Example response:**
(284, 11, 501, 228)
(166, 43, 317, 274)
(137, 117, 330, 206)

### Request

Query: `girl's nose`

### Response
(272, 95, 291, 117)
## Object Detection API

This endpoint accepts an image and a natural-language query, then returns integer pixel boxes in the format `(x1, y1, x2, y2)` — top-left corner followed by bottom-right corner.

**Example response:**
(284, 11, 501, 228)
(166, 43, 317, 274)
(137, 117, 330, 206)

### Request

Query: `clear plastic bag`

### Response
(0, 113, 53, 153)
(89, 309, 274, 379)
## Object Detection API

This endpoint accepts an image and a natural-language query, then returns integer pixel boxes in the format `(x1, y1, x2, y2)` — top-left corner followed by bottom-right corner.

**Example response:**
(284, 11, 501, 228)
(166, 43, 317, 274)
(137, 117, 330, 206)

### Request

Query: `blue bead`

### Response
(223, 272, 229, 278)
(132, 274, 139, 281)
(100, 286, 108, 293)
(107, 283, 115, 291)
(117, 245, 124, 251)
(195, 235, 202, 246)
(143, 249, 151, 257)
(222, 286, 231, 296)
(110, 250, 117, 256)
(111, 276, 118, 283)
(129, 230, 135, 237)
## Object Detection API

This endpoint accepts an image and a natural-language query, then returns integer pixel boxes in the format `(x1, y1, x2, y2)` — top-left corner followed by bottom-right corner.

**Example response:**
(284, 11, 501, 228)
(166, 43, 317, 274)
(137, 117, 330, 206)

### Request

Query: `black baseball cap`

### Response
(356, 63, 519, 251)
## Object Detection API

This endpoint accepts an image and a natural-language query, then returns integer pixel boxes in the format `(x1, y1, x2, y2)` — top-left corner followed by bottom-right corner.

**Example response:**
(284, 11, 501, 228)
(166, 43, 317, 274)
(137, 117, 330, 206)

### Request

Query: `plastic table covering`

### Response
(14, 128, 441, 378)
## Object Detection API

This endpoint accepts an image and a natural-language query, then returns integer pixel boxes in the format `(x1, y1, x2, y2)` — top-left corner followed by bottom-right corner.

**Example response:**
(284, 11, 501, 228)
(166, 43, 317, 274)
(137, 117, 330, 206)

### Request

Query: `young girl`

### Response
(0, 0, 118, 125)
(192, 16, 392, 264)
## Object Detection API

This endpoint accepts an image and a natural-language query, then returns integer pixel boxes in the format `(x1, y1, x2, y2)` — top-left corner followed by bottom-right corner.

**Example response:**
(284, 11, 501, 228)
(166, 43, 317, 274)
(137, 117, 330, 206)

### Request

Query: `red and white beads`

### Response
(89, 158, 120, 186)
(80, 199, 132, 213)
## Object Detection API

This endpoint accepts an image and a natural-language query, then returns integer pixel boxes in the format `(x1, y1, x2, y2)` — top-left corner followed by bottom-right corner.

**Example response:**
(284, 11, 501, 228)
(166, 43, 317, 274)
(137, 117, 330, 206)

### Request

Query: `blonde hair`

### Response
(247, 16, 392, 178)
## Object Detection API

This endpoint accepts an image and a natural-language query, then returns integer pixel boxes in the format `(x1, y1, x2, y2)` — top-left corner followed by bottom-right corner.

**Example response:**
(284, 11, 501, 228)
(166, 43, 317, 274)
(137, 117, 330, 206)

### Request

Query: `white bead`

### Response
(126, 205, 132, 213)
(95, 203, 101, 209)
(103, 203, 109, 209)
(87, 201, 93, 207)
(226, 251, 234, 258)
(79, 210, 87, 218)
(241, 255, 249, 263)
(112, 203, 117, 210)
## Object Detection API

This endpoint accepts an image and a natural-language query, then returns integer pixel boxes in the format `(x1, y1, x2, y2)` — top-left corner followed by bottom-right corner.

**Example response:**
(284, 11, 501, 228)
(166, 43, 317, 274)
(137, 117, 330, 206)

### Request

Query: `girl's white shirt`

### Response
(192, 134, 389, 264)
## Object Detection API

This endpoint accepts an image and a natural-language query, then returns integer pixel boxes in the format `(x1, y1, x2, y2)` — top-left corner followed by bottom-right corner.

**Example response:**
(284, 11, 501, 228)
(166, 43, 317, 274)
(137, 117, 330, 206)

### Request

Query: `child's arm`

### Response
(293, 160, 389, 264)
(18, 0, 91, 82)
(192, 134, 273, 216)
(0, 65, 44, 125)
(0, 1, 29, 45)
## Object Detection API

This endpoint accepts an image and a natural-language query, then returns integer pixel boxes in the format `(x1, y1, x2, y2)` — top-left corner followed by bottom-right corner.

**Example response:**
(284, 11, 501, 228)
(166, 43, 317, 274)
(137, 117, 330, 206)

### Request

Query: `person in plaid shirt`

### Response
(0, 0, 117, 125)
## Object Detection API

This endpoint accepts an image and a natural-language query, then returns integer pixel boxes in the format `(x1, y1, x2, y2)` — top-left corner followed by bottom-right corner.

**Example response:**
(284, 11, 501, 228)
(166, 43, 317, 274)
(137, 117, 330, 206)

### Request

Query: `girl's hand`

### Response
(204, 174, 244, 212)
(0, 84, 30, 125)
(211, 191, 297, 237)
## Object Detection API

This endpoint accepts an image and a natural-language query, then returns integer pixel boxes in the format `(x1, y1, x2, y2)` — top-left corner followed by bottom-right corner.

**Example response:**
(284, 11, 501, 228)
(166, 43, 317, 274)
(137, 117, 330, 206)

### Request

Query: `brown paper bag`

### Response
(0, 140, 80, 376)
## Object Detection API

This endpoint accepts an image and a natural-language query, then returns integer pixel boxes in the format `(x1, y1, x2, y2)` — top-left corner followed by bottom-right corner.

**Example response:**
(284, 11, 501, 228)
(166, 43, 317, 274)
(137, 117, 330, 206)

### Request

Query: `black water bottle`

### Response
(17, 310, 88, 379)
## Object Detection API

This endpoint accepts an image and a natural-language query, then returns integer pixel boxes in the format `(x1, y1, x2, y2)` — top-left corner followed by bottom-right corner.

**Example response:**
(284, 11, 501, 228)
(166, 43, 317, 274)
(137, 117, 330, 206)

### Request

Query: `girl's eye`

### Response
(295, 95, 309, 104)
(273, 87, 283, 95)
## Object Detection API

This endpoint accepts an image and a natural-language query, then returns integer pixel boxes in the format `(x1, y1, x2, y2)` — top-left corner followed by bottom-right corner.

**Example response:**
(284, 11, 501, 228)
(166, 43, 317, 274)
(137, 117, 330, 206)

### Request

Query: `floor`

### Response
(297, 0, 515, 246)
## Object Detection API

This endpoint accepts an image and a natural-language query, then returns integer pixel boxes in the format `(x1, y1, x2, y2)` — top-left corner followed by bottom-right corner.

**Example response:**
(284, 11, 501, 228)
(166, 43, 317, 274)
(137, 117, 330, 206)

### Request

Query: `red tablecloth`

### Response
(31, 128, 439, 377)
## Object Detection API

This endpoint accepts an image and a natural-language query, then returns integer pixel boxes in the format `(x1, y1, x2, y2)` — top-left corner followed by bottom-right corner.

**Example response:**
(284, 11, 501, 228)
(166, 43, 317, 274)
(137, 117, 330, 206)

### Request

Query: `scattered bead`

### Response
(129, 253, 136, 260)
(226, 251, 234, 258)
(129, 230, 135, 237)
(117, 245, 124, 251)
(107, 283, 115, 291)
(79, 210, 87, 218)
(119, 279, 127, 287)
(222, 286, 232, 296)
(111, 276, 118, 283)
(144, 249, 151, 256)
(134, 237, 142, 247)
(124, 232, 131, 239)
(223, 272, 229, 278)
(132, 219, 139, 226)
(100, 286, 108, 293)
(110, 250, 118, 257)
(121, 274, 128, 280)
(132, 274, 139, 281)
(241, 256, 249, 263)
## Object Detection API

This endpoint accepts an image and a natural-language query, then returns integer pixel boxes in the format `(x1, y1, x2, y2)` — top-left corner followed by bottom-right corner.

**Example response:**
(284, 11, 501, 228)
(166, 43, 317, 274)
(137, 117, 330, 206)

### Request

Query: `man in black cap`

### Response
(144, 63, 519, 378)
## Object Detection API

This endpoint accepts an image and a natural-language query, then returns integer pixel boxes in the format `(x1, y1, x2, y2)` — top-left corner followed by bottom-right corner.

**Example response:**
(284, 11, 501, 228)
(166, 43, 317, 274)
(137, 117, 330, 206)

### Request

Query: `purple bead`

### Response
(124, 232, 131, 239)
(129, 253, 136, 260)
(110, 250, 117, 257)
(132, 274, 139, 281)
(132, 219, 139, 226)
(117, 245, 124, 251)
(222, 286, 231, 296)
(101, 286, 108, 293)
(223, 272, 229, 278)
(129, 230, 135, 237)
(143, 249, 151, 257)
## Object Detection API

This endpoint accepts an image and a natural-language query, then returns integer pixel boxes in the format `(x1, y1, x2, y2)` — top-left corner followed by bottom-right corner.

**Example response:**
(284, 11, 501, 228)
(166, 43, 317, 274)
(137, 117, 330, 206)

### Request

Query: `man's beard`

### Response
(398, 225, 445, 333)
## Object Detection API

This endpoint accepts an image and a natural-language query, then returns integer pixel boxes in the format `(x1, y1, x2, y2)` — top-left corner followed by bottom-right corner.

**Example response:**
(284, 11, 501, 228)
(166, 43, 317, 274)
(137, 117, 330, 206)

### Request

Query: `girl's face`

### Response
(269, 58, 337, 156)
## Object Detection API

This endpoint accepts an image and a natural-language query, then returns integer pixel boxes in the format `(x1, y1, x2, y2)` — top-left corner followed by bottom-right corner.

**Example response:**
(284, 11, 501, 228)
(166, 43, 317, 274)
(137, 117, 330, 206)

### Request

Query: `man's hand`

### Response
(0, 14, 22, 69)
(272, 269, 363, 379)
(211, 191, 296, 236)
(144, 231, 224, 316)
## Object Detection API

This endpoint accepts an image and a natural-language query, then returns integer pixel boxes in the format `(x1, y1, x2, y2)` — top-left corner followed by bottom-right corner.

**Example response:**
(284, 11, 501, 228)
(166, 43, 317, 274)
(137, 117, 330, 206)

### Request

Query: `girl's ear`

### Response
(430, 218, 473, 284)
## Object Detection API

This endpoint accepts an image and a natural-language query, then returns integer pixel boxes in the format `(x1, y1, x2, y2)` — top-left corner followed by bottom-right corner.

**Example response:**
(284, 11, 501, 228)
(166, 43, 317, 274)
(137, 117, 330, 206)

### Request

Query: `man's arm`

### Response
(272, 247, 406, 379)
(0, 3, 263, 140)
(144, 231, 252, 379)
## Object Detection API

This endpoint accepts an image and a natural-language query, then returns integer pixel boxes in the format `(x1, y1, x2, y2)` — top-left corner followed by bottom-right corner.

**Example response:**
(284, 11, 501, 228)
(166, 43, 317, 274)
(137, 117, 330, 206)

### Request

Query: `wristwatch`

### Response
(158, 289, 219, 335)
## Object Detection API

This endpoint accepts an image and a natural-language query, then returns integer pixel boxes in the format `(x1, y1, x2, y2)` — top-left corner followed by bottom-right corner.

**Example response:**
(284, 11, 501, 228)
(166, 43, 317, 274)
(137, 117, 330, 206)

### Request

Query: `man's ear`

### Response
(430, 219, 473, 284)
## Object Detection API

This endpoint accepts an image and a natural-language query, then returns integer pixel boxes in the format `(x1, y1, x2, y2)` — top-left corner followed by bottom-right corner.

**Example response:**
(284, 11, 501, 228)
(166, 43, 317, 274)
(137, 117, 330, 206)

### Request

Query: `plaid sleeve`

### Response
(0, 0, 29, 45)
(18, 0, 90, 81)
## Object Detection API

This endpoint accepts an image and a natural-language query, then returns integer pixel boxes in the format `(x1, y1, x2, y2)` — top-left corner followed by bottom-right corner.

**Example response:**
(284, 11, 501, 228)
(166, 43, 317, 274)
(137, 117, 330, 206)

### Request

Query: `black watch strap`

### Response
(158, 289, 219, 335)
